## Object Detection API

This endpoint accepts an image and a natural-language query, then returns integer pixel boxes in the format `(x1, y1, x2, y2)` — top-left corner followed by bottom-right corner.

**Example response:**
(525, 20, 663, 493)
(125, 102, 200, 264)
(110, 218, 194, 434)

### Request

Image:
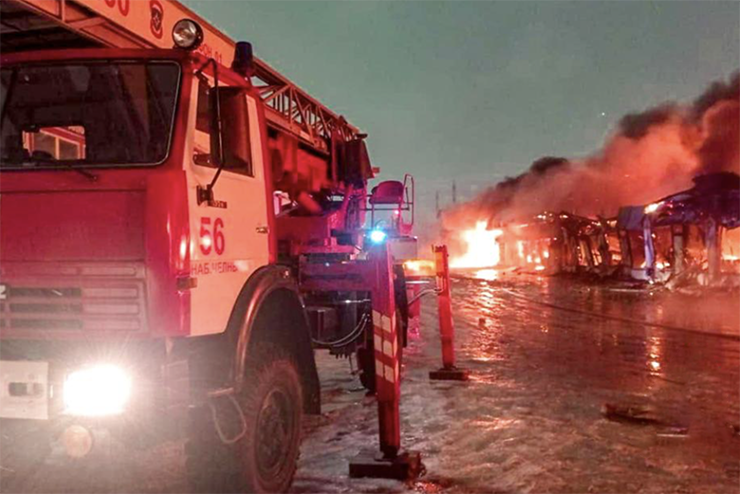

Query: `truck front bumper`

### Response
(0, 339, 190, 457)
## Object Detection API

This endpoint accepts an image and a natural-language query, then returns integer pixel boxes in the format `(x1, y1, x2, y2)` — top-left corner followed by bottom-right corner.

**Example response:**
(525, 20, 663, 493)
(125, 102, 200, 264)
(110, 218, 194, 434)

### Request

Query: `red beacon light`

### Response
(232, 41, 255, 77)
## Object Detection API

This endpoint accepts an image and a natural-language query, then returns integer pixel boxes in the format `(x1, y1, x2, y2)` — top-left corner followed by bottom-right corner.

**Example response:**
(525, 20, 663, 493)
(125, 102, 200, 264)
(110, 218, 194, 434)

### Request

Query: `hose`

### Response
(407, 287, 441, 306)
(311, 313, 370, 348)
(207, 393, 248, 445)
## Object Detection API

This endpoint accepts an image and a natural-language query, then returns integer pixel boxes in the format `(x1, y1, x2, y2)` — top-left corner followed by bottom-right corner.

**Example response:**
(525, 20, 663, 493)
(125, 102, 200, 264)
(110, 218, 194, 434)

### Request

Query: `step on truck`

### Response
(0, 0, 420, 491)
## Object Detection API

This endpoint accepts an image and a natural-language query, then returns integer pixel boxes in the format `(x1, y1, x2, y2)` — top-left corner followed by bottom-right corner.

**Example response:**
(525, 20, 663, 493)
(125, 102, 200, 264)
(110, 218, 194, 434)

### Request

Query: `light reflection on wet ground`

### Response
(460, 276, 740, 430)
(296, 274, 739, 492)
(2, 275, 738, 493)
(417, 274, 740, 493)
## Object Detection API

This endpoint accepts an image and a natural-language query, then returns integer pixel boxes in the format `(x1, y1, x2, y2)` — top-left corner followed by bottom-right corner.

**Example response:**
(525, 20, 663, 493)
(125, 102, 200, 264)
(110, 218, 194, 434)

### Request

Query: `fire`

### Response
(450, 221, 503, 269)
(403, 259, 436, 276)
(644, 201, 663, 214)
(722, 228, 740, 264)
(474, 269, 499, 281)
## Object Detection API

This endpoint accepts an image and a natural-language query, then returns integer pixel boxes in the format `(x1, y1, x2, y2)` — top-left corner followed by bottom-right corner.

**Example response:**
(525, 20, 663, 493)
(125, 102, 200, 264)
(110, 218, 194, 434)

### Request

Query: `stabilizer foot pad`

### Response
(349, 449, 423, 480)
(429, 367, 470, 381)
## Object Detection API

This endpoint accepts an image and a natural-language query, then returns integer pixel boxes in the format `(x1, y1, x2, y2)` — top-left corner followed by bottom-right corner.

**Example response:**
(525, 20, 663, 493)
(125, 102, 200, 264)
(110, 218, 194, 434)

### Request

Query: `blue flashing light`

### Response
(369, 229, 387, 244)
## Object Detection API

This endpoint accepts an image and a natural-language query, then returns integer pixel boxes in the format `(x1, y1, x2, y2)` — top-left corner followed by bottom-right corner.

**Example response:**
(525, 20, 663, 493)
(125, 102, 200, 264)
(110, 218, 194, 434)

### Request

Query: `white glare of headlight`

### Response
(63, 365, 132, 417)
(172, 19, 203, 50)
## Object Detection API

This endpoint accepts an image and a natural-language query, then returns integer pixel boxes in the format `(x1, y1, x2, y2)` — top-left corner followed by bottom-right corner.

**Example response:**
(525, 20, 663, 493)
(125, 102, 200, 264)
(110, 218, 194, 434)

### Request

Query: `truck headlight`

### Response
(63, 365, 132, 417)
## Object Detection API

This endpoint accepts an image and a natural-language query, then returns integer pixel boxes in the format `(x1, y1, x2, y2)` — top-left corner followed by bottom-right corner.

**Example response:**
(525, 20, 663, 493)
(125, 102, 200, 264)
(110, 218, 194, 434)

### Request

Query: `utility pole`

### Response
(435, 191, 441, 219)
(452, 181, 457, 205)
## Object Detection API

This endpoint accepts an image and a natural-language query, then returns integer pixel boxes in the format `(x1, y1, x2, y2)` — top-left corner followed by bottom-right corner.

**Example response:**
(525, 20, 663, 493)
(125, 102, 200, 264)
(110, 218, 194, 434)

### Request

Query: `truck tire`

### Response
(186, 344, 303, 493)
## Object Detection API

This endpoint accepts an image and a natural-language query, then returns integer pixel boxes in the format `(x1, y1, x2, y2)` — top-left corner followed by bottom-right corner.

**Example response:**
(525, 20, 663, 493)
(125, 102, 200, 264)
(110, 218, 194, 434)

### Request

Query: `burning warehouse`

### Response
(496, 212, 620, 276)
(445, 172, 740, 291)
(618, 172, 740, 286)
(442, 72, 739, 285)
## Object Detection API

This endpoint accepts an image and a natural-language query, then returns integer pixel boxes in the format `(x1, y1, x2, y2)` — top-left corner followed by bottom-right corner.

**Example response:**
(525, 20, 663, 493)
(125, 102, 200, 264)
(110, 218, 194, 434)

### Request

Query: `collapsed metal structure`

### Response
(497, 211, 619, 276)
(637, 172, 740, 286)
(495, 172, 740, 287)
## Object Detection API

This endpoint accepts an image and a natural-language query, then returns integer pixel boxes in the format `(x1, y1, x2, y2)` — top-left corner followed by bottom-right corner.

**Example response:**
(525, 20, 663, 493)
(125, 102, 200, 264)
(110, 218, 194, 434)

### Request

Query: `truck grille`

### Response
(0, 266, 147, 334)
(8, 287, 82, 298)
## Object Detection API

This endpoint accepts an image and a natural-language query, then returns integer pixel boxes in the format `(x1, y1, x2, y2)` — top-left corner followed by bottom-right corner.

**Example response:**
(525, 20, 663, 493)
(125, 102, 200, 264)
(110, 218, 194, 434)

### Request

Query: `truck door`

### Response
(187, 77, 270, 336)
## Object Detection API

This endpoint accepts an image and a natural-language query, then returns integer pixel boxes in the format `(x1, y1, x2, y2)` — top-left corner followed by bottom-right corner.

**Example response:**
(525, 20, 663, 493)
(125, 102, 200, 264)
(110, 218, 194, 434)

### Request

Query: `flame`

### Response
(403, 259, 436, 276)
(450, 221, 503, 269)
(474, 269, 499, 281)
(644, 201, 663, 214)
(722, 228, 740, 264)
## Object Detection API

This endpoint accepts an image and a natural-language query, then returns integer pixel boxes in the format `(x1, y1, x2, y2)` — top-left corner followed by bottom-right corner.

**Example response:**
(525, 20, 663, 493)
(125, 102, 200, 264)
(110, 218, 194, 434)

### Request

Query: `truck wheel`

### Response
(187, 345, 303, 493)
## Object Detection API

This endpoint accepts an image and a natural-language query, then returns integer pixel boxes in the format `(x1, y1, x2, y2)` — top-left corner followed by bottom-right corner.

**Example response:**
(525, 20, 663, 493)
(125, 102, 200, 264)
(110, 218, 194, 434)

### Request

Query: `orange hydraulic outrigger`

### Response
(300, 243, 422, 478)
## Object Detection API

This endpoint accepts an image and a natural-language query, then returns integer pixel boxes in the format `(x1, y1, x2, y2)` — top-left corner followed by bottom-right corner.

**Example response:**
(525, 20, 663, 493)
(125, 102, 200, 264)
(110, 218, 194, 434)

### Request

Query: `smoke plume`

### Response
(444, 72, 740, 231)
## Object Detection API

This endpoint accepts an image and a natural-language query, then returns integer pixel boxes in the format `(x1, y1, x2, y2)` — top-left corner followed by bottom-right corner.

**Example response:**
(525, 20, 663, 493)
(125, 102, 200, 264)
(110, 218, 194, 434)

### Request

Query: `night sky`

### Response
(182, 0, 739, 229)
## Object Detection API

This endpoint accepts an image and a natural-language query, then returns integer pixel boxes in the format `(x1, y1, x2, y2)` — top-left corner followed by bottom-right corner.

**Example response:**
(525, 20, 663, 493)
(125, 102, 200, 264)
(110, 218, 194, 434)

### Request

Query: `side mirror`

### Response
(209, 87, 250, 172)
(199, 87, 252, 205)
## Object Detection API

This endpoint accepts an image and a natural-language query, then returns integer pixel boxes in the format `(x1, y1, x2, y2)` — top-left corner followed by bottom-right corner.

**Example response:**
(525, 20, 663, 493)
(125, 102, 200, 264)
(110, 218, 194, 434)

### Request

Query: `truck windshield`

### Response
(0, 61, 180, 169)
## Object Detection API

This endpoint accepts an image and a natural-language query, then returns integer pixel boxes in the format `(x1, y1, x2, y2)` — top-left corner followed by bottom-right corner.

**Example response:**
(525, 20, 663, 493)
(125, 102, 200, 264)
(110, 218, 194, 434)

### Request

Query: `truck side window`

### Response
(194, 78, 253, 177)
(193, 78, 212, 166)
(196, 79, 211, 134)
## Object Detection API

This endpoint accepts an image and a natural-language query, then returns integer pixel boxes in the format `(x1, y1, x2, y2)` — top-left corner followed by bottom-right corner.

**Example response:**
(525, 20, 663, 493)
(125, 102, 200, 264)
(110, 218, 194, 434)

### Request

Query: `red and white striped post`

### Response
(349, 242, 421, 479)
(429, 245, 470, 381)
(371, 242, 401, 457)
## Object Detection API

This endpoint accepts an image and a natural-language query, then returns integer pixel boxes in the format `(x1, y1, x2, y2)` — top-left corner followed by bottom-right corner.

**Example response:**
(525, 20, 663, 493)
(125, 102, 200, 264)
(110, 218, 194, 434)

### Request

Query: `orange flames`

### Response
(450, 221, 503, 269)
(403, 259, 436, 277)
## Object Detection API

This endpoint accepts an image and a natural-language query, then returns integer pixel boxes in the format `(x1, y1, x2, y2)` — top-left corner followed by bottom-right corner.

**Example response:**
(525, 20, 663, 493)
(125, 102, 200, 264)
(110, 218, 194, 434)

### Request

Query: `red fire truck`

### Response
(0, 1, 419, 491)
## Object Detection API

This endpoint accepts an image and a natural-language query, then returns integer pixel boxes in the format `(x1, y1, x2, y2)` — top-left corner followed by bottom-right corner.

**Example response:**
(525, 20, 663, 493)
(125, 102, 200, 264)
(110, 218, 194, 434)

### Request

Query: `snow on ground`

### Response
(2, 274, 738, 493)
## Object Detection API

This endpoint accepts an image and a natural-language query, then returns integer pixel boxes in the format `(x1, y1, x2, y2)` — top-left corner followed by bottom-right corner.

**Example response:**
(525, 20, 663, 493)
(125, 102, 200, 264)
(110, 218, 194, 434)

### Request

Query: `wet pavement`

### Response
(295, 274, 740, 493)
(2, 274, 739, 493)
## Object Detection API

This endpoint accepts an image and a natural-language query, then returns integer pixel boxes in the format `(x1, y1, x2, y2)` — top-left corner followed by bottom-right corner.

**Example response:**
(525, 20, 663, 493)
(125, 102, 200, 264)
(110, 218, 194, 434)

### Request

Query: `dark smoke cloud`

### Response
(619, 103, 677, 139)
(443, 72, 740, 238)
(695, 73, 740, 174)
(691, 72, 740, 120)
